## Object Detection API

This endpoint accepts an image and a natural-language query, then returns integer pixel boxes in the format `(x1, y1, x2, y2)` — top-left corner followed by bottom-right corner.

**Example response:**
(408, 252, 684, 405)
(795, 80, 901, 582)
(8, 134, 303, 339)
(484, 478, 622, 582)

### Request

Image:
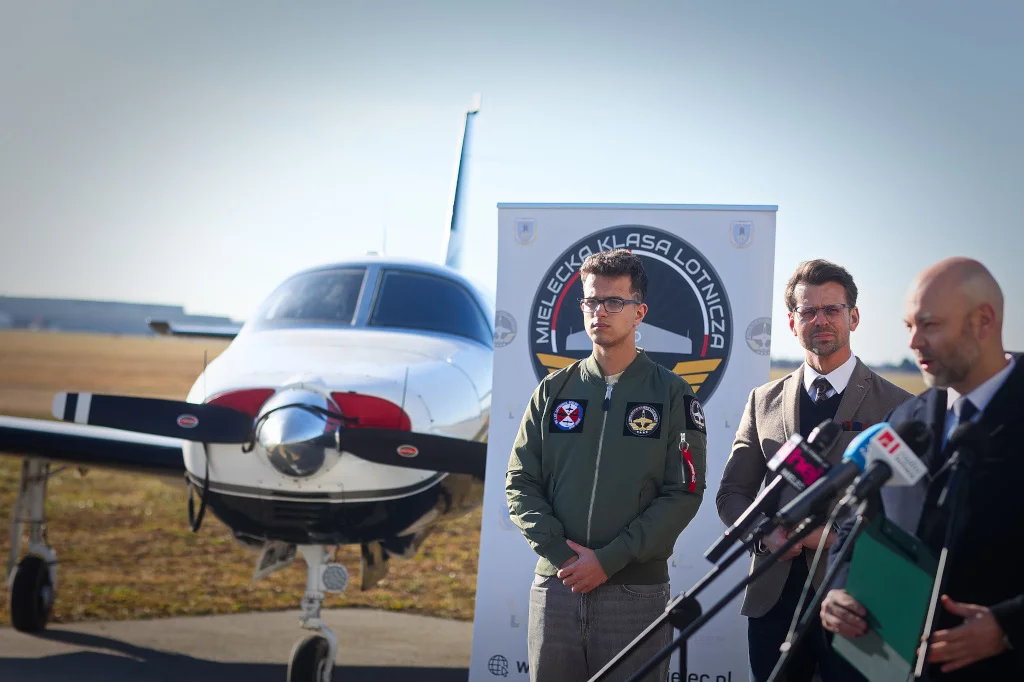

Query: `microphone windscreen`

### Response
(892, 420, 932, 456)
(808, 420, 841, 449)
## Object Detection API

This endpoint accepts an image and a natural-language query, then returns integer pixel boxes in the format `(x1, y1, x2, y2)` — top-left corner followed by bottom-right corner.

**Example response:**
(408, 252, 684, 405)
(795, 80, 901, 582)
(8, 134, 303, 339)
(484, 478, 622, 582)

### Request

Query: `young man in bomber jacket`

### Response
(506, 249, 707, 682)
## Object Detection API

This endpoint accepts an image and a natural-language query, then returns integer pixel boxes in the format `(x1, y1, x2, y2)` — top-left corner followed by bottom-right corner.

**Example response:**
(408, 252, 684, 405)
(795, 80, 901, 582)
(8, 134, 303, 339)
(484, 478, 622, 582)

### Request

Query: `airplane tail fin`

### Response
(442, 94, 481, 271)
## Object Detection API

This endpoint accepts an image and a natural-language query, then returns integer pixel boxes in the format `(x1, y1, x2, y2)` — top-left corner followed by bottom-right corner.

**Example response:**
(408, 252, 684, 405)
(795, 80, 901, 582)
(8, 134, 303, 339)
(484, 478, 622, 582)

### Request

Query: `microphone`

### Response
(935, 420, 989, 507)
(705, 420, 840, 563)
(775, 420, 930, 526)
(839, 421, 933, 507)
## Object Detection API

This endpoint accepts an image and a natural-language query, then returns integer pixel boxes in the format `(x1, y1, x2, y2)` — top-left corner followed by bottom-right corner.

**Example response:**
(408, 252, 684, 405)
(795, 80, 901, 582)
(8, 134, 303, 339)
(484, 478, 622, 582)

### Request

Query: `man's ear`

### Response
(635, 303, 648, 327)
(974, 303, 997, 341)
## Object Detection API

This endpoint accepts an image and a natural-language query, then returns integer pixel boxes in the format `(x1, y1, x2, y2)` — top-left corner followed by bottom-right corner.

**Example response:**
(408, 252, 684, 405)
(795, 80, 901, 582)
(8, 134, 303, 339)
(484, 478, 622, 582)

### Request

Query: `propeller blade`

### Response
(337, 428, 486, 478)
(52, 392, 252, 443)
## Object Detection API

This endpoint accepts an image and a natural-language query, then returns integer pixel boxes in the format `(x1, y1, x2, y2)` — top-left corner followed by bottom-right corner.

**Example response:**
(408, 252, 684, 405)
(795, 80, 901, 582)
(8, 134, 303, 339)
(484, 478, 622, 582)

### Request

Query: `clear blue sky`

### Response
(2, 1, 1021, 364)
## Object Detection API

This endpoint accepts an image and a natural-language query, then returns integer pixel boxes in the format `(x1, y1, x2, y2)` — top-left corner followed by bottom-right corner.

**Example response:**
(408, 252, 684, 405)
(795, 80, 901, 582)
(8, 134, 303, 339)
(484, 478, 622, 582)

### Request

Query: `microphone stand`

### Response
(765, 497, 872, 682)
(913, 448, 972, 679)
(589, 509, 829, 682)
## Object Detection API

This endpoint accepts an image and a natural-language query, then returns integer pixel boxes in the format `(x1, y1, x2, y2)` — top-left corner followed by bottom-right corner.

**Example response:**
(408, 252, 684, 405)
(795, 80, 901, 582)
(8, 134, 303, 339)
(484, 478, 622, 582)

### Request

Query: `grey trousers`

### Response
(528, 573, 672, 682)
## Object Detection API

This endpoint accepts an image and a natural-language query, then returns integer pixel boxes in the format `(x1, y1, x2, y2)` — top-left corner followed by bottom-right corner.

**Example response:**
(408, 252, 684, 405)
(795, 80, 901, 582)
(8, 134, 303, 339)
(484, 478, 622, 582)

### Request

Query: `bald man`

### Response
(820, 258, 1023, 680)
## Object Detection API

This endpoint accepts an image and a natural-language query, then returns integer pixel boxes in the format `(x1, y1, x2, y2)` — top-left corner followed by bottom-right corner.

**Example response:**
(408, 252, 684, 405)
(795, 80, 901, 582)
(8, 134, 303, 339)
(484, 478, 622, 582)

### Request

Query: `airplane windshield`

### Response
(369, 270, 492, 347)
(250, 268, 366, 329)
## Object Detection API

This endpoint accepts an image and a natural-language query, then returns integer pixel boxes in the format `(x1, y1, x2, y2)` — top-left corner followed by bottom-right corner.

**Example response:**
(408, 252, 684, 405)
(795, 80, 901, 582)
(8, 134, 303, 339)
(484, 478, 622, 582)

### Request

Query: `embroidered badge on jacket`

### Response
(624, 402, 662, 438)
(685, 395, 706, 434)
(550, 399, 587, 433)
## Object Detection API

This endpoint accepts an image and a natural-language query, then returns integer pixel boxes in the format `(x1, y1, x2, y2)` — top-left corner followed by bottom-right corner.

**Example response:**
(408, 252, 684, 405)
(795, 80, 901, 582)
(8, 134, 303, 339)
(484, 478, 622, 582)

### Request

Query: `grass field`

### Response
(0, 330, 926, 628)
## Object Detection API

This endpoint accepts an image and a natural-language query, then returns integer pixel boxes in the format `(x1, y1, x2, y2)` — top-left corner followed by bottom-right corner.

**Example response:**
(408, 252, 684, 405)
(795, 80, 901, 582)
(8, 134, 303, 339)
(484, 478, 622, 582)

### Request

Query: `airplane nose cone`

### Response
(255, 388, 341, 478)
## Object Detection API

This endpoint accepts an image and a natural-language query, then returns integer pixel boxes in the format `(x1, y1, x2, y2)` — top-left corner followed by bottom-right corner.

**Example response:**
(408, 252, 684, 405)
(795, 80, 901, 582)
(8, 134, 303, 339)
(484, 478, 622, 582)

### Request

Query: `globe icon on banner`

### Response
(488, 654, 509, 677)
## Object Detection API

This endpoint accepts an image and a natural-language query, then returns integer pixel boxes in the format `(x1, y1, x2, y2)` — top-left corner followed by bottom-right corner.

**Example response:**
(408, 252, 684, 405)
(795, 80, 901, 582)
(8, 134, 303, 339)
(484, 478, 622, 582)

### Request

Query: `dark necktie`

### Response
(952, 397, 978, 433)
(812, 376, 833, 405)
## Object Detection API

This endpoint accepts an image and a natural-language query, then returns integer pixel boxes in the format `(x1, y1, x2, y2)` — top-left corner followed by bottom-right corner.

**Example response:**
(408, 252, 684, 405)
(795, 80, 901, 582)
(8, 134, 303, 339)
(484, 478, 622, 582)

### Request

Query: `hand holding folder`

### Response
(832, 515, 938, 682)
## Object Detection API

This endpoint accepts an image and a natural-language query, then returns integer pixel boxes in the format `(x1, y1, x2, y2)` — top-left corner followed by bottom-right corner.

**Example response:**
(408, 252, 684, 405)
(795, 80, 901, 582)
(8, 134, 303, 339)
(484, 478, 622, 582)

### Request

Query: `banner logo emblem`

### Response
(528, 225, 733, 402)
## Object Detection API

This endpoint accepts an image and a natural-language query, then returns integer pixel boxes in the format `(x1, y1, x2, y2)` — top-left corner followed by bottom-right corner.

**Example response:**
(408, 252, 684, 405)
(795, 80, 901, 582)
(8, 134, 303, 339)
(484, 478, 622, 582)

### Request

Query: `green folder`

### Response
(832, 515, 938, 682)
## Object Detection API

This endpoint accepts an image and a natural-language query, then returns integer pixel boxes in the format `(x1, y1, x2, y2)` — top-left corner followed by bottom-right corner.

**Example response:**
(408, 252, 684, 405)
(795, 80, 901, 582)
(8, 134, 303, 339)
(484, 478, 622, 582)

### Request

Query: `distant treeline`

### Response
(0, 296, 239, 336)
(770, 357, 919, 372)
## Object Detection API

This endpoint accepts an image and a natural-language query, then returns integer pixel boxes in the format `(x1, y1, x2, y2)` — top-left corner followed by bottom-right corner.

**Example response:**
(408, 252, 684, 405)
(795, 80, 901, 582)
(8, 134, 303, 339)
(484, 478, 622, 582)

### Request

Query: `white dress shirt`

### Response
(942, 354, 1016, 444)
(803, 353, 858, 401)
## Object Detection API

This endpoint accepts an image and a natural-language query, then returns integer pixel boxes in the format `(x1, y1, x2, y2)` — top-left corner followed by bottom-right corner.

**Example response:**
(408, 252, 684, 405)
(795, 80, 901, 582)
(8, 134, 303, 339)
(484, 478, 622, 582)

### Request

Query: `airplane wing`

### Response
(147, 319, 242, 339)
(0, 416, 184, 474)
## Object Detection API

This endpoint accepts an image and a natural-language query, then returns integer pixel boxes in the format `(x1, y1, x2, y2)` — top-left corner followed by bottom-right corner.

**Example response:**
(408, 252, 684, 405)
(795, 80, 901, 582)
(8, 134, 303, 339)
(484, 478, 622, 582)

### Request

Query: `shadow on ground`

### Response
(0, 629, 468, 682)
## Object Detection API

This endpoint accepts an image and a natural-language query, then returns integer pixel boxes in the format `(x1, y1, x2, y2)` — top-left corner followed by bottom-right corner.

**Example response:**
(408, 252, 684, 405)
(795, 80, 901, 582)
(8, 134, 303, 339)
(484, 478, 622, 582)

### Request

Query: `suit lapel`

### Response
(974, 358, 1024, 442)
(825, 359, 870, 460)
(783, 365, 802, 441)
(928, 388, 947, 466)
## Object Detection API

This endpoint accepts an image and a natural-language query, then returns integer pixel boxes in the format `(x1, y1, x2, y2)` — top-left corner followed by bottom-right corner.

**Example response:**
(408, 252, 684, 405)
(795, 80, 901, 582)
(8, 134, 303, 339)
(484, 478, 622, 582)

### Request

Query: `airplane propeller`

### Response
(52, 392, 252, 443)
(335, 427, 486, 478)
(52, 392, 486, 478)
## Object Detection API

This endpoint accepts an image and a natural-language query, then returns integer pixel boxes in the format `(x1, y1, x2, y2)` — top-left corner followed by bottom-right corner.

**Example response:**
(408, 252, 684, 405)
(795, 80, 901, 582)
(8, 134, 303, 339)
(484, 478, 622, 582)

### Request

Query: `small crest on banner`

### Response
(730, 221, 753, 248)
(745, 317, 772, 355)
(515, 219, 536, 245)
(494, 310, 518, 348)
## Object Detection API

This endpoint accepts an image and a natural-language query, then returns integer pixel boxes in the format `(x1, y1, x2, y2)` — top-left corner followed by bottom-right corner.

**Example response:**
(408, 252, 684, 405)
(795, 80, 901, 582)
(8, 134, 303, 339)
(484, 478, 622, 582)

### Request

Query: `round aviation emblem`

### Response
(689, 398, 706, 431)
(493, 310, 518, 348)
(745, 317, 772, 356)
(553, 400, 583, 431)
(528, 225, 733, 402)
(627, 404, 660, 436)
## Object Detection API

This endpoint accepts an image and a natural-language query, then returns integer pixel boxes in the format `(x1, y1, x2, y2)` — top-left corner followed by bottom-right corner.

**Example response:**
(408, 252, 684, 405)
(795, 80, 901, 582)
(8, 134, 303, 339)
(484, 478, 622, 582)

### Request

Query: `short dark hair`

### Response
(580, 249, 648, 303)
(784, 259, 858, 311)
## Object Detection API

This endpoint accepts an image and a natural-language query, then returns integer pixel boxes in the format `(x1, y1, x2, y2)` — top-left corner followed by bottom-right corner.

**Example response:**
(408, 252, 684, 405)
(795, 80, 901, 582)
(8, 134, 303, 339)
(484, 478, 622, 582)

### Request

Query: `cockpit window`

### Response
(369, 270, 492, 346)
(250, 268, 366, 329)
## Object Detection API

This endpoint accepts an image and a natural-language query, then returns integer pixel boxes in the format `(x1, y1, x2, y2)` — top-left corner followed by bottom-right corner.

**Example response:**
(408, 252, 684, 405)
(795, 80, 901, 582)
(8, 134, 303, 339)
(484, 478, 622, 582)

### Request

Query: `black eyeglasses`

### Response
(790, 304, 854, 322)
(578, 297, 642, 314)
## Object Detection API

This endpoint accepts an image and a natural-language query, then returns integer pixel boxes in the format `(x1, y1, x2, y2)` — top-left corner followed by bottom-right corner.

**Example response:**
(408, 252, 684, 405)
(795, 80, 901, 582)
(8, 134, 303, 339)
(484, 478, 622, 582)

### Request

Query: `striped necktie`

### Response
(812, 376, 833, 405)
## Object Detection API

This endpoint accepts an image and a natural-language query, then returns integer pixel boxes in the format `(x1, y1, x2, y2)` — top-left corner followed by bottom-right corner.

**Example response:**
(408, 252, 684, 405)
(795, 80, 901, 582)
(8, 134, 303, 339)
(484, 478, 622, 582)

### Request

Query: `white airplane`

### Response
(0, 97, 489, 682)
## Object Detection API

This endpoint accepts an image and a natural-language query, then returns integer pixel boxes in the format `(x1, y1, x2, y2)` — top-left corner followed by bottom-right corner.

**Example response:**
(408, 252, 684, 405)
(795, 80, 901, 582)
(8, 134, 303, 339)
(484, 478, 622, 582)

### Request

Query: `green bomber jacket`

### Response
(506, 349, 707, 584)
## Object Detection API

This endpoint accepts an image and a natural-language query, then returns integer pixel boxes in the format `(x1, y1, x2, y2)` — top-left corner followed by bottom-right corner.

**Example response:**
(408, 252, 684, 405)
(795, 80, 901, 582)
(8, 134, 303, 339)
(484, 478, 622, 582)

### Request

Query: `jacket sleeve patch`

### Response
(623, 402, 663, 438)
(549, 399, 588, 433)
(684, 395, 706, 434)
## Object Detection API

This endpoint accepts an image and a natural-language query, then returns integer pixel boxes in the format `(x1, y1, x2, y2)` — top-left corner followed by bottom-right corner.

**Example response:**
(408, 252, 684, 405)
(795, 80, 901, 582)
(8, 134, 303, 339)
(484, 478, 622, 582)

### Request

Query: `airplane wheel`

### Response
(288, 634, 332, 682)
(9, 555, 54, 632)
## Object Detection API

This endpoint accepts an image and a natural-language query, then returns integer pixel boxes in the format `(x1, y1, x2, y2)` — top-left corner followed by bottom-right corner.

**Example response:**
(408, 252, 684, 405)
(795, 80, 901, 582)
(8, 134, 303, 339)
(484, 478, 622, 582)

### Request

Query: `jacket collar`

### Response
(971, 355, 1024, 441)
(783, 357, 874, 460)
(919, 355, 1024, 463)
(580, 348, 654, 384)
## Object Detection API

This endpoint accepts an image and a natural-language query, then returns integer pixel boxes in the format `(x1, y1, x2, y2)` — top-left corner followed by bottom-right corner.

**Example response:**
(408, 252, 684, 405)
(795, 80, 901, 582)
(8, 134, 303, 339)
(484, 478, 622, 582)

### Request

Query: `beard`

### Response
(804, 324, 846, 357)
(920, 324, 980, 389)
(921, 346, 978, 388)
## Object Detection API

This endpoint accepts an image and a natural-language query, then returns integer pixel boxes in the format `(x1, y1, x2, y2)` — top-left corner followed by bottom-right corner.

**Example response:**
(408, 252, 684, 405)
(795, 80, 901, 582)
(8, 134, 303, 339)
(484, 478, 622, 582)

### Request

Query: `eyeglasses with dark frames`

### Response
(578, 297, 642, 314)
(790, 304, 854, 322)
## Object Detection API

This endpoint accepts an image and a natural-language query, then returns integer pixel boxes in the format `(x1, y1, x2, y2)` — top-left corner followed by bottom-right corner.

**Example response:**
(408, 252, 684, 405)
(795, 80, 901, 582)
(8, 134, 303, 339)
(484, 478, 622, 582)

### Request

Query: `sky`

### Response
(1, 1, 1021, 364)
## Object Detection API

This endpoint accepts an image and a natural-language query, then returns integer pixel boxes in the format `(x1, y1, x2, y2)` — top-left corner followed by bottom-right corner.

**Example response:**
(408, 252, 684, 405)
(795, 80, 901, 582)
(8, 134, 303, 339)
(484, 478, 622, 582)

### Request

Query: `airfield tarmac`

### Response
(0, 608, 473, 681)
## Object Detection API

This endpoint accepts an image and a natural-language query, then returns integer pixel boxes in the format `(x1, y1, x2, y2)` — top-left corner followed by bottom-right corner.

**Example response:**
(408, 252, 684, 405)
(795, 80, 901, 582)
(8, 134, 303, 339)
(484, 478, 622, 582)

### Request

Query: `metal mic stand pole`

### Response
(585, 521, 762, 682)
(913, 450, 971, 679)
(765, 497, 872, 682)
(589, 510, 828, 682)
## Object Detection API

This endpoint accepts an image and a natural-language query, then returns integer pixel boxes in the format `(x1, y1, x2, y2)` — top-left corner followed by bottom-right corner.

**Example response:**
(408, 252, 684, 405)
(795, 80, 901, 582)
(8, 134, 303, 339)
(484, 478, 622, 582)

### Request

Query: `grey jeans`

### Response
(528, 573, 672, 682)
